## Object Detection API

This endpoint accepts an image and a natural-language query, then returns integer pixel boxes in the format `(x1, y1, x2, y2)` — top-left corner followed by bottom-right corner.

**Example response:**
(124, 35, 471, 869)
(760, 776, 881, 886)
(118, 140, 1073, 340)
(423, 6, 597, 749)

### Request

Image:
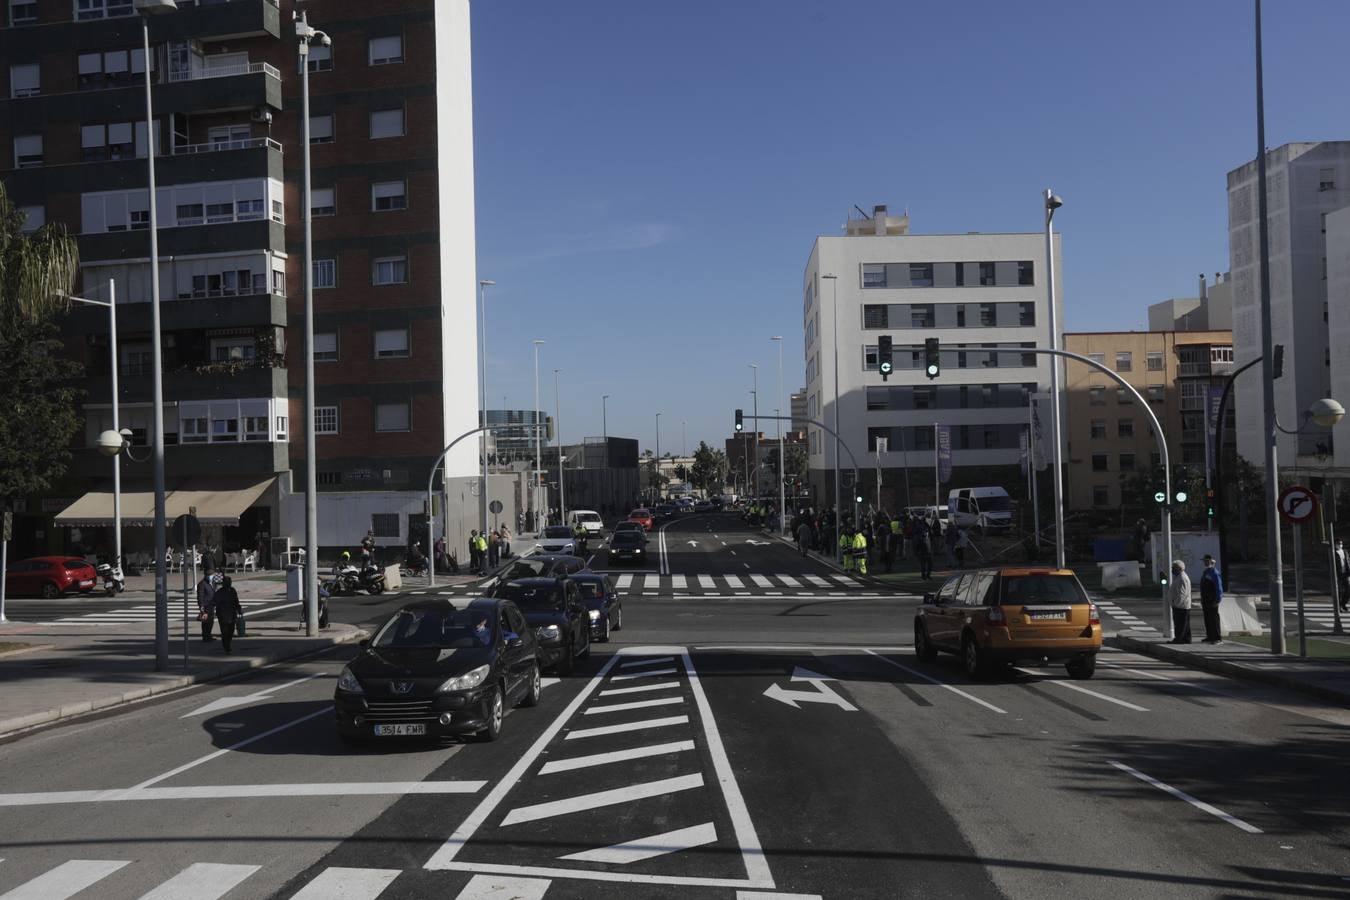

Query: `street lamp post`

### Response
(602, 395, 609, 443)
(137, 0, 177, 670)
(477, 280, 495, 543)
(69, 284, 122, 569)
(1043, 190, 1067, 569)
(655, 412, 662, 498)
(750, 364, 759, 496)
(772, 335, 784, 531)
(554, 369, 564, 525)
(297, 10, 330, 636)
(533, 340, 544, 530)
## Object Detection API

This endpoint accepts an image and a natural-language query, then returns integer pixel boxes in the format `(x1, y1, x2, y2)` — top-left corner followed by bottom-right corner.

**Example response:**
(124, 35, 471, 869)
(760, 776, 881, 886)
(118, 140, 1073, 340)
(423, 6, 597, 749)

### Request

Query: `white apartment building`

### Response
(802, 207, 1060, 511)
(1328, 205, 1350, 468)
(1228, 141, 1350, 464)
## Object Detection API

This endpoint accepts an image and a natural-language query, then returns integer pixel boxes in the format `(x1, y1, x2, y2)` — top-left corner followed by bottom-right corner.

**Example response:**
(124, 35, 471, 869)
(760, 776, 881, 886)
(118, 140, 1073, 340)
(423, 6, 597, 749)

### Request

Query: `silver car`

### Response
(535, 525, 577, 555)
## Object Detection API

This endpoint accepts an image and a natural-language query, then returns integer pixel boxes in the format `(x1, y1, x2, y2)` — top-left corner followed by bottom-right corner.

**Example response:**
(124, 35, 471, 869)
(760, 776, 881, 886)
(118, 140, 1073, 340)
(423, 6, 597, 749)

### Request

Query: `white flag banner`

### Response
(1031, 392, 1053, 472)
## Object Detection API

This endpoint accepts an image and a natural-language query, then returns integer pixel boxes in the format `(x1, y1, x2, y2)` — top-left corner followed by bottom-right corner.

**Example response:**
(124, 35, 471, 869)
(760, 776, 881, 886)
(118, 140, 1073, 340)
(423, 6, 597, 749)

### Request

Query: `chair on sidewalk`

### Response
(242, 550, 257, 572)
(225, 551, 240, 571)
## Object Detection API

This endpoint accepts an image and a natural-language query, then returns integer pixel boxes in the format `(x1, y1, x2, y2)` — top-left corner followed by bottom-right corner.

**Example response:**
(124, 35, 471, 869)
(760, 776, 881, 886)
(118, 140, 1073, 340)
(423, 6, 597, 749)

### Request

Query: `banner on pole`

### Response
(936, 425, 952, 483)
(1019, 430, 1029, 477)
(1205, 385, 1224, 477)
(1031, 392, 1052, 472)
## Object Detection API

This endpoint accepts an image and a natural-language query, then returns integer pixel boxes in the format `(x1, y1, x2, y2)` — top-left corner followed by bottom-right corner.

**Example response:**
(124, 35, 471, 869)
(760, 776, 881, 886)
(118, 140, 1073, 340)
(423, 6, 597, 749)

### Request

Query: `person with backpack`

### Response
(212, 576, 242, 653)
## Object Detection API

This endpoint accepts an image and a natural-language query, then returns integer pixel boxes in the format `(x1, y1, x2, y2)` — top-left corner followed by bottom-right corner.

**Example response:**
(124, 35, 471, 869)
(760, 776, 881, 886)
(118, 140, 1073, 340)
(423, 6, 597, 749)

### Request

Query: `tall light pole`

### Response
(1043, 191, 1067, 569)
(297, 10, 329, 636)
(655, 412, 662, 498)
(1254, 0, 1287, 653)
(554, 369, 564, 524)
(681, 419, 686, 458)
(750, 364, 759, 495)
(602, 395, 609, 443)
(70, 284, 122, 569)
(533, 339, 544, 530)
(138, 0, 176, 670)
(477, 280, 495, 540)
(772, 335, 785, 530)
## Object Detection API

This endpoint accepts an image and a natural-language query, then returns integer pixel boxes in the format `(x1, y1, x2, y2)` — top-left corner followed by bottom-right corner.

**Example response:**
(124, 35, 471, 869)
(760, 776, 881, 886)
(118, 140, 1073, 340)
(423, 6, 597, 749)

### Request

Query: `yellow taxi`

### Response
(914, 567, 1102, 679)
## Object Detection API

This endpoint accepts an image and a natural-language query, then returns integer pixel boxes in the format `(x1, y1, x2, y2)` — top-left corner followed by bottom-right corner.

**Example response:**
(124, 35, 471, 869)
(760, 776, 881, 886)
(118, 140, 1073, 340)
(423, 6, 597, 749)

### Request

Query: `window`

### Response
(75, 0, 133, 20)
(10, 63, 38, 97)
(315, 406, 338, 435)
(370, 108, 405, 139)
(313, 258, 336, 289)
(863, 304, 888, 328)
(1115, 351, 1132, 372)
(1093, 486, 1110, 507)
(1017, 302, 1035, 326)
(1091, 453, 1109, 472)
(866, 386, 889, 411)
(17, 205, 43, 233)
(867, 427, 890, 452)
(373, 256, 407, 285)
(207, 124, 250, 150)
(368, 35, 404, 65)
(310, 187, 335, 216)
(371, 180, 407, 211)
(978, 262, 996, 286)
(909, 263, 933, 287)
(374, 328, 409, 358)
(1118, 419, 1134, 439)
(305, 43, 332, 72)
(1116, 387, 1129, 404)
(13, 134, 42, 168)
(1088, 352, 1104, 366)
(1119, 453, 1135, 472)
(1089, 386, 1105, 405)
(862, 264, 886, 288)
(1017, 260, 1035, 285)
(314, 332, 338, 362)
(375, 402, 410, 432)
(371, 513, 400, 538)
(81, 122, 135, 161)
(862, 345, 879, 371)
(210, 337, 255, 362)
(1151, 451, 1161, 469)
(913, 386, 935, 410)
(1319, 168, 1335, 192)
(176, 202, 204, 226)
(1090, 419, 1106, 440)
(912, 427, 934, 451)
(317, 471, 342, 486)
(1146, 351, 1164, 371)
(978, 303, 996, 327)
(78, 49, 146, 88)
(910, 304, 934, 328)
(10, 1, 37, 24)
(1147, 385, 1165, 404)
(211, 411, 239, 441)
(308, 114, 333, 144)
(983, 427, 1000, 449)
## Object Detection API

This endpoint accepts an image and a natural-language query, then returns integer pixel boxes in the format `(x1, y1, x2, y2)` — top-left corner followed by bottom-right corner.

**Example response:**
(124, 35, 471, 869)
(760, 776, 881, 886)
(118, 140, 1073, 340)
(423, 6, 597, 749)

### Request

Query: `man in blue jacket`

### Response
(1199, 553, 1224, 644)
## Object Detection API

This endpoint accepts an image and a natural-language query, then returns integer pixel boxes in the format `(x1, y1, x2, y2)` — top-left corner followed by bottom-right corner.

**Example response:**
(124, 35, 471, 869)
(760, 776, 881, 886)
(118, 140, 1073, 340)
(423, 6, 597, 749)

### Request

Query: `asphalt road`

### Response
(2, 512, 1349, 899)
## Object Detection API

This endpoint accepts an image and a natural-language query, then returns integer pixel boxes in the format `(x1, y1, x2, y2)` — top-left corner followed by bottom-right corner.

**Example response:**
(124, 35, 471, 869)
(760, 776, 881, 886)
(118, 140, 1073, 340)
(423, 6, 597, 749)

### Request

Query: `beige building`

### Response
(1063, 331, 1234, 510)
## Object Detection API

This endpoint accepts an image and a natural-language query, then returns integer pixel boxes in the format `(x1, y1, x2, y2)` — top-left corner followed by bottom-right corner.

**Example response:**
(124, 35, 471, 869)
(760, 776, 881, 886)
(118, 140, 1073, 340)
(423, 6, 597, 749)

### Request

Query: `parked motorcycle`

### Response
(358, 563, 386, 595)
(96, 557, 125, 595)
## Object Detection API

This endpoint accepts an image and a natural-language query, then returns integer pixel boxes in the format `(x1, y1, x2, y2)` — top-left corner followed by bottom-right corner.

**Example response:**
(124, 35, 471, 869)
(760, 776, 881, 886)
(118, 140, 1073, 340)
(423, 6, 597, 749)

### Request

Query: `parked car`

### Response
(568, 573, 623, 642)
(607, 529, 647, 565)
(628, 508, 654, 531)
(334, 597, 541, 744)
(694, 500, 714, 513)
(534, 525, 578, 555)
(948, 486, 1015, 533)
(3, 556, 98, 599)
(491, 577, 591, 675)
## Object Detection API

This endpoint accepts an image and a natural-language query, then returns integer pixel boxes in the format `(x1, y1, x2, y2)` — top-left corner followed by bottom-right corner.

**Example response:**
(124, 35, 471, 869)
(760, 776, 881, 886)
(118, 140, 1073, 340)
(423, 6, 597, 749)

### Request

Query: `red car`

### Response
(627, 508, 654, 531)
(4, 556, 98, 599)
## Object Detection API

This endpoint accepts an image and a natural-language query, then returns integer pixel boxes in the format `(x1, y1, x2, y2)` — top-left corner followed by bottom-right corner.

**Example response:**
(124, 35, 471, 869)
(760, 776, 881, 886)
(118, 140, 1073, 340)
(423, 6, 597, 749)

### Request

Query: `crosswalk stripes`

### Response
(289, 866, 401, 899)
(0, 859, 128, 900)
(723, 574, 745, 589)
(138, 863, 259, 900)
(434, 572, 871, 598)
(49, 599, 278, 626)
(1094, 599, 1159, 633)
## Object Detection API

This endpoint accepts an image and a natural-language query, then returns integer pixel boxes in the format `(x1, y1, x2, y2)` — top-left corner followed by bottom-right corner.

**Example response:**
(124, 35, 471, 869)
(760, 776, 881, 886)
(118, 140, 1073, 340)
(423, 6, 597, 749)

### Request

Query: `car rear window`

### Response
(65, 561, 92, 571)
(631, 509, 650, 516)
(1000, 575, 1087, 606)
(497, 582, 564, 610)
(573, 580, 607, 599)
(543, 526, 573, 538)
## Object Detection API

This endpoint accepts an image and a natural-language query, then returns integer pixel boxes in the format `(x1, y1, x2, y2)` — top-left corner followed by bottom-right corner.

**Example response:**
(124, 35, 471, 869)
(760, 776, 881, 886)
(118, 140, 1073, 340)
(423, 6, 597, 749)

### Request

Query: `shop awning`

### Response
(54, 478, 275, 527)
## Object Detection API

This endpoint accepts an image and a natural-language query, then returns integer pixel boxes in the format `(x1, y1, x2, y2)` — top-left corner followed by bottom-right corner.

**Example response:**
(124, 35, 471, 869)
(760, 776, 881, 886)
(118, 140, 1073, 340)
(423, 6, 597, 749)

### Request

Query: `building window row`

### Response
(1088, 418, 1136, 439)
(868, 424, 1025, 453)
(861, 260, 1035, 289)
(302, 34, 406, 72)
(309, 179, 411, 216)
(87, 398, 287, 448)
(863, 342, 1037, 371)
(862, 301, 1035, 329)
(80, 178, 282, 234)
(311, 327, 417, 363)
(866, 382, 1038, 412)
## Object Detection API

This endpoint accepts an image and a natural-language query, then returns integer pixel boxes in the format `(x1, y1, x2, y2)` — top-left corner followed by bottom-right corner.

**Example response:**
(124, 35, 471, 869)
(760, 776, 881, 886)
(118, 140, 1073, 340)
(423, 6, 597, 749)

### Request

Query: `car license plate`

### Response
(373, 723, 426, 736)
(80, 580, 94, 587)
(1029, 611, 1066, 621)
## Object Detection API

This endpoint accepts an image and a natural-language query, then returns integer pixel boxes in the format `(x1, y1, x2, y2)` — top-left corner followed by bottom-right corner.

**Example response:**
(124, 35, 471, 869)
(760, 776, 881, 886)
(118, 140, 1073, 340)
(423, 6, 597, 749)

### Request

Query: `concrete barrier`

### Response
(1098, 560, 1142, 592)
(1220, 594, 1263, 636)
(384, 564, 402, 591)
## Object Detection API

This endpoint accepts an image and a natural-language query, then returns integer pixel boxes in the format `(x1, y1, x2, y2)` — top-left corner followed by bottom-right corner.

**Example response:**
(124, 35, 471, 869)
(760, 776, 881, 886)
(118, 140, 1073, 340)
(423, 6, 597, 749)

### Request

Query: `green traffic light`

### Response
(1175, 491, 1188, 503)
(1153, 491, 1166, 503)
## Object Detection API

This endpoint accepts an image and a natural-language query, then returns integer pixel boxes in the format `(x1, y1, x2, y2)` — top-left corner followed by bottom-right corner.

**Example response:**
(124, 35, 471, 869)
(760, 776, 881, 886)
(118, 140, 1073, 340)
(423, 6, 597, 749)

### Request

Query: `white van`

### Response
(568, 510, 604, 536)
(947, 487, 1014, 533)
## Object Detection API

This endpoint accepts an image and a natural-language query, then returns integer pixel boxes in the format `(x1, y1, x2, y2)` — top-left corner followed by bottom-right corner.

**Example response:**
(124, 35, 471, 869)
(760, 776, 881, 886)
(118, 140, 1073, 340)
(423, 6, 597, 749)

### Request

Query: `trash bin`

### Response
(286, 564, 304, 604)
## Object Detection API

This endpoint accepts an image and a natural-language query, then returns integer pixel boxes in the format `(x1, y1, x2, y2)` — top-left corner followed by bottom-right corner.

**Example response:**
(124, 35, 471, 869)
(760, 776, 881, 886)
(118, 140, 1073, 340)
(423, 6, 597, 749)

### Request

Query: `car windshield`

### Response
(578, 513, 600, 522)
(573, 580, 607, 599)
(497, 582, 564, 610)
(373, 608, 494, 648)
(542, 526, 573, 538)
(500, 559, 549, 580)
(1000, 575, 1088, 606)
(631, 510, 650, 517)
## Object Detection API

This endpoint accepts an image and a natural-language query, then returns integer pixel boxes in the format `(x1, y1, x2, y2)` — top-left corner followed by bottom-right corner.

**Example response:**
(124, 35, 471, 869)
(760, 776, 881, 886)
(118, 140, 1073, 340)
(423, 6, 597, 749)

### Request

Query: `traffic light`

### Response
(1154, 490, 1166, 504)
(924, 338, 941, 380)
(734, 409, 743, 432)
(878, 335, 894, 381)
(1175, 490, 1188, 504)
(1205, 488, 1216, 518)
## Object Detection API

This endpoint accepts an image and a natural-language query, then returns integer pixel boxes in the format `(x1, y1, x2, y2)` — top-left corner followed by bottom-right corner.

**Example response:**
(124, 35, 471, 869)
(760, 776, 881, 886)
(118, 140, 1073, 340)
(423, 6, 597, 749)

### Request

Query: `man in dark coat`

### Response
(212, 576, 242, 653)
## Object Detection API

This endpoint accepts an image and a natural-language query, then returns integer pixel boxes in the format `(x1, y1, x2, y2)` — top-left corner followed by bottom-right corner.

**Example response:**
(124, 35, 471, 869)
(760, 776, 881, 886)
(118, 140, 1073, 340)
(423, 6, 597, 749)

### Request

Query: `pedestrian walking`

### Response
(498, 525, 511, 558)
(915, 520, 933, 580)
(473, 531, 489, 575)
(796, 518, 813, 556)
(851, 526, 868, 576)
(1168, 559, 1192, 644)
(1336, 539, 1350, 612)
(196, 572, 216, 641)
(468, 530, 481, 573)
(434, 534, 449, 571)
(212, 576, 242, 653)
(1199, 554, 1224, 644)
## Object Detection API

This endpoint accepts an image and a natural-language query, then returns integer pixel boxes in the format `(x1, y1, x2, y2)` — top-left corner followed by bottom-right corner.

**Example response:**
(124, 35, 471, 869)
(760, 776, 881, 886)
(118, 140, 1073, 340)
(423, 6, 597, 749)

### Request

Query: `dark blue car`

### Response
(569, 573, 623, 642)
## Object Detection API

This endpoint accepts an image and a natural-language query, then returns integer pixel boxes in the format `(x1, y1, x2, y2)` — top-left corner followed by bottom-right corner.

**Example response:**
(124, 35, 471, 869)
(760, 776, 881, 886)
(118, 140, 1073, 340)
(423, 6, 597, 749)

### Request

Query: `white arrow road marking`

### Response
(687, 540, 700, 548)
(290, 867, 401, 900)
(180, 672, 326, 718)
(746, 540, 770, 546)
(559, 821, 718, 865)
(763, 667, 857, 711)
(500, 774, 705, 827)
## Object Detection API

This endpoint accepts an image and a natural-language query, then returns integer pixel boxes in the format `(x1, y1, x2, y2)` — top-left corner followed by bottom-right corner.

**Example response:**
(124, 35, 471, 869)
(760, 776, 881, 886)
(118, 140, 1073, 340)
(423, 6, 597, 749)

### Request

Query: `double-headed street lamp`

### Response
(1043, 190, 1067, 569)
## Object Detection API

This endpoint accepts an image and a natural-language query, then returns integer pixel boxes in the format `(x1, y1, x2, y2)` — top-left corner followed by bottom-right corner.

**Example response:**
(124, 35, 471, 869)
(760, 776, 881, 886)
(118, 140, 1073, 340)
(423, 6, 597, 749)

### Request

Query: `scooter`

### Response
(96, 557, 125, 595)
(358, 563, 386, 595)
(330, 564, 361, 596)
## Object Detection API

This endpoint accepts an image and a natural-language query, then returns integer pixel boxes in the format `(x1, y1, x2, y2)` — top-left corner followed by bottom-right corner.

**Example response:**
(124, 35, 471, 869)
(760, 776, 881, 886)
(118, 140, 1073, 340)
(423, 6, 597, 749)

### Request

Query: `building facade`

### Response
(2, 0, 480, 562)
(802, 206, 1058, 513)
(1329, 206, 1350, 469)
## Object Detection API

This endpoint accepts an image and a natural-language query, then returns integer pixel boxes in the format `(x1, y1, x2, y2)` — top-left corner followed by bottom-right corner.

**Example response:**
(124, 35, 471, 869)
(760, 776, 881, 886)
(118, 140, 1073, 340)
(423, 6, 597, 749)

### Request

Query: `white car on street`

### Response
(569, 510, 604, 537)
(535, 525, 578, 555)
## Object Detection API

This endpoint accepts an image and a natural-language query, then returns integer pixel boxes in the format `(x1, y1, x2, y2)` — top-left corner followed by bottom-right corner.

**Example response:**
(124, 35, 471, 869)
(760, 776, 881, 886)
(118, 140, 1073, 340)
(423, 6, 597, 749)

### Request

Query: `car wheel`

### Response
(477, 686, 504, 742)
(42, 582, 61, 600)
(962, 635, 987, 679)
(1066, 654, 1097, 680)
(599, 615, 611, 643)
(914, 621, 937, 662)
(520, 663, 542, 708)
(613, 604, 623, 631)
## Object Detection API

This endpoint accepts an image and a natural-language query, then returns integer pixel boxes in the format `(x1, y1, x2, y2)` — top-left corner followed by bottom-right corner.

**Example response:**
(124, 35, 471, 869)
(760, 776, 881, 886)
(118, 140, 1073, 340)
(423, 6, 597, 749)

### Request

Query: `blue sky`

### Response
(470, 0, 1348, 455)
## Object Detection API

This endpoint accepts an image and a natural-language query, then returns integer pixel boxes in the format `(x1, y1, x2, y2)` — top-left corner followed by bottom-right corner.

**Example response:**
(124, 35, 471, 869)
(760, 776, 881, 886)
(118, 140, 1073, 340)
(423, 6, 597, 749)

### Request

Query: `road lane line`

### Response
(500, 773, 704, 826)
(699, 575, 716, 589)
(750, 575, 773, 588)
(864, 650, 1007, 714)
(696, 645, 907, 651)
(736, 893, 823, 900)
(0, 860, 129, 900)
(0, 781, 486, 808)
(724, 575, 745, 589)
(290, 867, 401, 899)
(600, 681, 682, 696)
(610, 667, 679, 681)
(1108, 761, 1262, 833)
(539, 740, 695, 775)
(565, 715, 690, 740)
(453, 875, 550, 900)
(137, 863, 260, 900)
(1013, 668, 1149, 712)
(671, 575, 687, 590)
(775, 575, 801, 588)
(619, 656, 676, 669)
(559, 821, 717, 864)
(583, 696, 685, 715)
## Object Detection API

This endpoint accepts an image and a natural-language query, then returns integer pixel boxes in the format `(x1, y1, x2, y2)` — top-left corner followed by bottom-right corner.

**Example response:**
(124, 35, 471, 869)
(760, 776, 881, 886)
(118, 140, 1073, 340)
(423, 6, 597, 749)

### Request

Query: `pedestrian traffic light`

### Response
(734, 409, 743, 432)
(878, 335, 894, 381)
(1205, 488, 1216, 518)
(924, 338, 941, 380)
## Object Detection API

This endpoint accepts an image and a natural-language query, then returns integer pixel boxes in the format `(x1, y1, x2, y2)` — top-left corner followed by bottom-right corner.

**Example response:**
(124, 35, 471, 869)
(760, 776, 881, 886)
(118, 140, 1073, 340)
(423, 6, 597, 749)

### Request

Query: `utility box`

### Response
(1148, 531, 1219, 584)
(286, 564, 305, 604)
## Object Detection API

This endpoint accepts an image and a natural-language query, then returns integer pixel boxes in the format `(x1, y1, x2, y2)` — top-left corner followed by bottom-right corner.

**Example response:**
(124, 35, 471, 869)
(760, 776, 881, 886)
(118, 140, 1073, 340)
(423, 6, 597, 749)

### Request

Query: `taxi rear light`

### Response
(1088, 602, 1100, 626)
(987, 606, 1006, 625)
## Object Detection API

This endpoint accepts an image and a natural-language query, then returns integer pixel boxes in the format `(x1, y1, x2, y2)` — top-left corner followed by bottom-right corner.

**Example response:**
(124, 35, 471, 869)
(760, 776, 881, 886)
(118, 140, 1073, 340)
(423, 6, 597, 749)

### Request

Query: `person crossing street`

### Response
(851, 526, 868, 576)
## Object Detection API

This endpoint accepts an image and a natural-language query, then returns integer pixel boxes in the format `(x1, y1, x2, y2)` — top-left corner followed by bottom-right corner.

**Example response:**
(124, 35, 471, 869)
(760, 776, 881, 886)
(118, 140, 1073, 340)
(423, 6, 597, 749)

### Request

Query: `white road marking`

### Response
(829, 575, 856, 586)
(180, 671, 326, 718)
(565, 714, 690, 740)
(559, 821, 718, 865)
(699, 575, 717, 589)
(864, 650, 1008, 714)
(0, 860, 129, 900)
(724, 575, 745, 589)
(600, 681, 682, 696)
(804, 575, 831, 587)
(583, 696, 685, 715)
(610, 667, 678, 681)
(736, 893, 824, 900)
(1013, 668, 1150, 712)
(751, 575, 773, 588)
(1109, 760, 1262, 833)
(453, 874, 551, 900)
(0, 782, 485, 808)
(620, 655, 676, 669)
(500, 773, 705, 827)
(290, 867, 401, 899)
(775, 575, 801, 588)
(615, 574, 633, 589)
(138, 863, 260, 900)
(538, 740, 695, 775)
(671, 575, 687, 590)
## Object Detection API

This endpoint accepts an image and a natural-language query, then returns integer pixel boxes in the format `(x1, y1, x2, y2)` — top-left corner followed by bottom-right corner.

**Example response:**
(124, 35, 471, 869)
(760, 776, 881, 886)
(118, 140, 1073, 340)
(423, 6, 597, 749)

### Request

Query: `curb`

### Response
(1107, 634, 1350, 706)
(0, 627, 369, 740)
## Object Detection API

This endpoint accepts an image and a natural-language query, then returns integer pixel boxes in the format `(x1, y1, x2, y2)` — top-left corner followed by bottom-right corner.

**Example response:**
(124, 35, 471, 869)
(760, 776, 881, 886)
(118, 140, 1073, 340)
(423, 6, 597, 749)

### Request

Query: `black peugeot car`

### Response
(607, 529, 647, 565)
(490, 577, 591, 675)
(334, 597, 541, 744)
(569, 573, 623, 642)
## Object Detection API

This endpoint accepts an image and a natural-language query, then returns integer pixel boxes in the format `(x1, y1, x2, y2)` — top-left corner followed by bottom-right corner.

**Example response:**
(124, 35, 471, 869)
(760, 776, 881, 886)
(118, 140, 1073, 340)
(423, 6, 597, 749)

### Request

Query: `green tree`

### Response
(690, 441, 728, 496)
(0, 186, 82, 505)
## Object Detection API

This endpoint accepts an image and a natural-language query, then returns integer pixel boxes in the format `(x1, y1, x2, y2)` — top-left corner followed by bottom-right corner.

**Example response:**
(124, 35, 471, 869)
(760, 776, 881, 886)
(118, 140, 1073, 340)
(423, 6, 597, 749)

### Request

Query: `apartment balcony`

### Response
(158, 0, 283, 43)
(8, 139, 280, 199)
(157, 60, 282, 116)
(69, 440, 287, 480)
(85, 366, 286, 406)
(78, 218, 285, 265)
(65, 292, 286, 337)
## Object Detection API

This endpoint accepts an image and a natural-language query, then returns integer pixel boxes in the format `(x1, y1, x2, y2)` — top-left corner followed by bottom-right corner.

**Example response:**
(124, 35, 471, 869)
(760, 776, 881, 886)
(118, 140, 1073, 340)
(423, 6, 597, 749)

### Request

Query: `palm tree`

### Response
(0, 185, 79, 324)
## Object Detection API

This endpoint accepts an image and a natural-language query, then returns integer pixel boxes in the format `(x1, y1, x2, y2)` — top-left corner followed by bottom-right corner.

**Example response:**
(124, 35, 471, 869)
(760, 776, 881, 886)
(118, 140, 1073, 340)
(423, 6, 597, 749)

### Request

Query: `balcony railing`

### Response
(172, 137, 282, 157)
(168, 61, 281, 84)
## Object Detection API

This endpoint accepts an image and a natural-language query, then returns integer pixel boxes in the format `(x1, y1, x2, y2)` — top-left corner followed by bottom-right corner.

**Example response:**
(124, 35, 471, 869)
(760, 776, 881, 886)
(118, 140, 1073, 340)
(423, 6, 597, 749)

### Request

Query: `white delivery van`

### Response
(568, 509, 604, 536)
(947, 487, 1014, 533)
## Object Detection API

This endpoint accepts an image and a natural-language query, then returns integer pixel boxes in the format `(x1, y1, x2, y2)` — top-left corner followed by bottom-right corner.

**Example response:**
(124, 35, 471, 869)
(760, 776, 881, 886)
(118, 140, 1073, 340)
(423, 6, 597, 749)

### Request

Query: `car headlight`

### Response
(635, 548, 643, 553)
(438, 664, 490, 693)
(588, 609, 600, 622)
(337, 666, 364, 694)
(534, 624, 560, 641)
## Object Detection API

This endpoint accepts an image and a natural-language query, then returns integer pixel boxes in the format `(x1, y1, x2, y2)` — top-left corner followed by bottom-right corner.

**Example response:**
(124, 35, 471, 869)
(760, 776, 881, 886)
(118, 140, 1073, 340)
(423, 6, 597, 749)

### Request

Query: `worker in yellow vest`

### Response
(852, 527, 868, 576)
